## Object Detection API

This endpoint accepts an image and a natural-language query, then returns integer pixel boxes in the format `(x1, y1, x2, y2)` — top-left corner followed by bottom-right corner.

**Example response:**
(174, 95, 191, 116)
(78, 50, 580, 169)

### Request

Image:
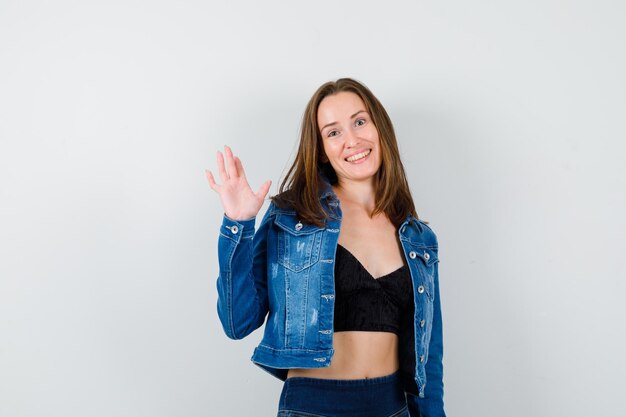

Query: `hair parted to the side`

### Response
(271, 77, 418, 228)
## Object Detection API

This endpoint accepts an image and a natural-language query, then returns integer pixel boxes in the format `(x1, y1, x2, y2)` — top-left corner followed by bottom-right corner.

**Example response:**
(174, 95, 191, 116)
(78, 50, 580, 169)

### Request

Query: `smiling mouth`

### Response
(345, 149, 371, 162)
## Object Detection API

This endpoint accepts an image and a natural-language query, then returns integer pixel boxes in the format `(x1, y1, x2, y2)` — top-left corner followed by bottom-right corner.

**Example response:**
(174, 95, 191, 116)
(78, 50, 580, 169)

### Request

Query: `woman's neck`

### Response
(333, 178, 376, 213)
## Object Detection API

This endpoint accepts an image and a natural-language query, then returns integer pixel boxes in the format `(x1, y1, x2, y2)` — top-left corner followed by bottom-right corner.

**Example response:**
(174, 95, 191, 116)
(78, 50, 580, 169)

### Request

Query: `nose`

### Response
(344, 128, 360, 148)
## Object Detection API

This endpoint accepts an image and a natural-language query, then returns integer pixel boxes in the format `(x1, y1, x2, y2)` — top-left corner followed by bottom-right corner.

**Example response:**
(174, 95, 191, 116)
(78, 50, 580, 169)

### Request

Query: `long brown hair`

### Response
(271, 78, 418, 228)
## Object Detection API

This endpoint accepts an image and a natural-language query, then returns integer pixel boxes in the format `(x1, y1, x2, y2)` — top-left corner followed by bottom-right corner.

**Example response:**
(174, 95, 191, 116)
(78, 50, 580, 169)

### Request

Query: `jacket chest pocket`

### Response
(409, 247, 438, 300)
(274, 214, 323, 272)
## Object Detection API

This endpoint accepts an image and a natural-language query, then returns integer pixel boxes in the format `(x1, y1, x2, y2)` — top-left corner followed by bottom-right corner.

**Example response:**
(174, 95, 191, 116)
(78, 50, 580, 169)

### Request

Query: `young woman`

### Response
(206, 78, 445, 417)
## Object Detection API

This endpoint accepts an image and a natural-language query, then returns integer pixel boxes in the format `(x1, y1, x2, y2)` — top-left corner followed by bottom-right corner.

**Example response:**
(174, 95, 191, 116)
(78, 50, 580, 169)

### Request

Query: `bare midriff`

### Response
(286, 331, 399, 379)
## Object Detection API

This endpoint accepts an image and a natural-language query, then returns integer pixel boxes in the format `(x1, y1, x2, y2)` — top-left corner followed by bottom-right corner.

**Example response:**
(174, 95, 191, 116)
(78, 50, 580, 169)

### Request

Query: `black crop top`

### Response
(333, 244, 413, 335)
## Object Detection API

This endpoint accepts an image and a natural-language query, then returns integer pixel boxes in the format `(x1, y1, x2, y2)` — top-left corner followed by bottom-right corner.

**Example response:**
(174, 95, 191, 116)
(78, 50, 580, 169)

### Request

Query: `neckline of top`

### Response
(336, 244, 408, 280)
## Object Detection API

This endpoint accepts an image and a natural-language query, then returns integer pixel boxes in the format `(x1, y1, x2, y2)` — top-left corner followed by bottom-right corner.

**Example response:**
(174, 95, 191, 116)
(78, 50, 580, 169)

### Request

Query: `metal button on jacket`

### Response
(230, 225, 239, 234)
(409, 251, 417, 259)
(424, 252, 430, 261)
(295, 222, 303, 231)
(417, 285, 425, 294)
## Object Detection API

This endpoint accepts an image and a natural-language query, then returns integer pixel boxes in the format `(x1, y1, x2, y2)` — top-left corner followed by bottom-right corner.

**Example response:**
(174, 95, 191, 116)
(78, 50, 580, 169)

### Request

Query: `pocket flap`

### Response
(274, 214, 321, 236)
(414, 248, 439, 267)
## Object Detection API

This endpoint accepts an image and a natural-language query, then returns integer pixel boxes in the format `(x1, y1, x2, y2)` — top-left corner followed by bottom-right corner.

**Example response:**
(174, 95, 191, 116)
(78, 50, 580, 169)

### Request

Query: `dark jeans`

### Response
(277, 371, 410, 417)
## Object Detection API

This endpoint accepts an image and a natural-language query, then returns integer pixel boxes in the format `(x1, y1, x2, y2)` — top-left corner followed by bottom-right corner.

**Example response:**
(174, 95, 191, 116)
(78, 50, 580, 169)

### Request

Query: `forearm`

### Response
(216, 214, 268, 339)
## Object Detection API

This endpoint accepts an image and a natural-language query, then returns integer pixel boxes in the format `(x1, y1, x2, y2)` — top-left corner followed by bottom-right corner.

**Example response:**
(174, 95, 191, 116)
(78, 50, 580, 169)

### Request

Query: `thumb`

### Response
(256, 179, 272, 200)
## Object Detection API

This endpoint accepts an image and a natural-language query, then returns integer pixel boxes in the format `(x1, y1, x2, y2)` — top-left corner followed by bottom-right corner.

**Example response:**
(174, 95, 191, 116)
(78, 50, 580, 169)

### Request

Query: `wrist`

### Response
(224, 213, 256, 222)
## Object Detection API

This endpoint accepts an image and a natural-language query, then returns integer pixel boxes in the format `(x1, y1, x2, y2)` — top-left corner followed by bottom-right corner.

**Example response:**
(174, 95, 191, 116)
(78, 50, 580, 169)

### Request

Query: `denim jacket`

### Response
(216, 176, 445, 417)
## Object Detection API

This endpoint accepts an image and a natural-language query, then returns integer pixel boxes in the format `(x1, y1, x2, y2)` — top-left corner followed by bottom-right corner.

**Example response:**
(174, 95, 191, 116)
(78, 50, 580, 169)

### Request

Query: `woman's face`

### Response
(317, 91, 382, 185)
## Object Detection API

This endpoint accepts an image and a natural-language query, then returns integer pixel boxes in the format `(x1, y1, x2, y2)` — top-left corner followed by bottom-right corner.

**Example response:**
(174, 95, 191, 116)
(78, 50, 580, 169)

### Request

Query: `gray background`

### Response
(1, 1, 625, 416)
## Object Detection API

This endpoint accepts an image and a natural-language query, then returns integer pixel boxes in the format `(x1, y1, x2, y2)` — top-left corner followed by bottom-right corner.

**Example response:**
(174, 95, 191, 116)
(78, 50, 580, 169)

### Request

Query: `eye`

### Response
(355, 118, 366, 127)
(327, 130, 339, 138)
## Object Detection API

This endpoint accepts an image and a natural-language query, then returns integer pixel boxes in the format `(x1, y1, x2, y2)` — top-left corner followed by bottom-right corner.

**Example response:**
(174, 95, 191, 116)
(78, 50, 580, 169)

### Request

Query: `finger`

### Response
(255, 179, 272, 200)
(234, 156, 247, 180)
(224, 145, 238, 179)
(205, 170, 220, 192)
(216, 151, 229, 182)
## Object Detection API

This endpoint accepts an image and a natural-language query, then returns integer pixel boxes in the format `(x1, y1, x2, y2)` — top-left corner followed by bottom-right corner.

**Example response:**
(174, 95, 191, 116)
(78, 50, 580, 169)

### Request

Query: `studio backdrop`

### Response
(1, 1, 625, 416)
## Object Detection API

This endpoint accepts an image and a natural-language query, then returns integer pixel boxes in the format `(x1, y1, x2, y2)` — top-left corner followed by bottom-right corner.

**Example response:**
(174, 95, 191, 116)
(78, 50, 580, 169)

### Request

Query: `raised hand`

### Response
(205, 145, 272, 221)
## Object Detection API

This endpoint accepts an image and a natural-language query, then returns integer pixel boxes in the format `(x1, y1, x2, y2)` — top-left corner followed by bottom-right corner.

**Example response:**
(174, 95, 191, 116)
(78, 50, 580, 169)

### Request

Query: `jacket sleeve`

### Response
(216, 202, 275, 340)
(407, 261, 446, 417)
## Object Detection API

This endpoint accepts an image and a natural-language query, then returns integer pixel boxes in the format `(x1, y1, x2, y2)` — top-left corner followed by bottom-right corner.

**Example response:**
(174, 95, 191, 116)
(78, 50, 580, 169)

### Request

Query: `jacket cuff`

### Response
(220, 214, 256, 242)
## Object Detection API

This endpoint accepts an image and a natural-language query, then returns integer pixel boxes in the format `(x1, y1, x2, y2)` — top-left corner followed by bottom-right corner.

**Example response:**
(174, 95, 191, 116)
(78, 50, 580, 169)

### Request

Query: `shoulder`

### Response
(401, 217, 438, 248)
(269, 189, 298, 212)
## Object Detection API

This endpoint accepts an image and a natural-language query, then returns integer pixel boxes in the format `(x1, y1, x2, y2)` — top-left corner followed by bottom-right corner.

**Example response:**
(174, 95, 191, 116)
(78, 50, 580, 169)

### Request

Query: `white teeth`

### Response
(346, 149, 371, 162)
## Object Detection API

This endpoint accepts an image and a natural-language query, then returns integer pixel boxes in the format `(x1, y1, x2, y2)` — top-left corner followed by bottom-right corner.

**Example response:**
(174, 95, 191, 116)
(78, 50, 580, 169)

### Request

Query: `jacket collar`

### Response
(318, 171, 337, 201)
(317, 171, 416, 227)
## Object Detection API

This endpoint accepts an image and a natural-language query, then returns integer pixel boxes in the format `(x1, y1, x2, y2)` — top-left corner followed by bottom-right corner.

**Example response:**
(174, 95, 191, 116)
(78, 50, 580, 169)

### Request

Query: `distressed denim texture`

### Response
(216, 175, 446, 417)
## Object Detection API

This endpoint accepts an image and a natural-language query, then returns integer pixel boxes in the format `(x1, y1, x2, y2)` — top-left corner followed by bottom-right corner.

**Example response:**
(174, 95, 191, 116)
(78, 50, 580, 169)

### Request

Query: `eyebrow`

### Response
(320, 110, 367, 132)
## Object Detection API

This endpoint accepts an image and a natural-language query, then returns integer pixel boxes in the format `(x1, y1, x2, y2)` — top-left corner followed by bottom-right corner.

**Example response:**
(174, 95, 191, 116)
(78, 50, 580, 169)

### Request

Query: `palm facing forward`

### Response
(205, 145, 272, 221)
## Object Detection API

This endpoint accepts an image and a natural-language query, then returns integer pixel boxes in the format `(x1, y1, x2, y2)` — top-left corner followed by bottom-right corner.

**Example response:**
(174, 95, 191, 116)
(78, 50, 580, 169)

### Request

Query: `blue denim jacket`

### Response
(216, 177, 445, 417)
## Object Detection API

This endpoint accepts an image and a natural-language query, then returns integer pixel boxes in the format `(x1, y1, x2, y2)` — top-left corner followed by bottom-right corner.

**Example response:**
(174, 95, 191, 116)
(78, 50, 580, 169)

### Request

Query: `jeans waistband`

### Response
(278, 370, 408, 417)
(284, 370, 402, 387)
